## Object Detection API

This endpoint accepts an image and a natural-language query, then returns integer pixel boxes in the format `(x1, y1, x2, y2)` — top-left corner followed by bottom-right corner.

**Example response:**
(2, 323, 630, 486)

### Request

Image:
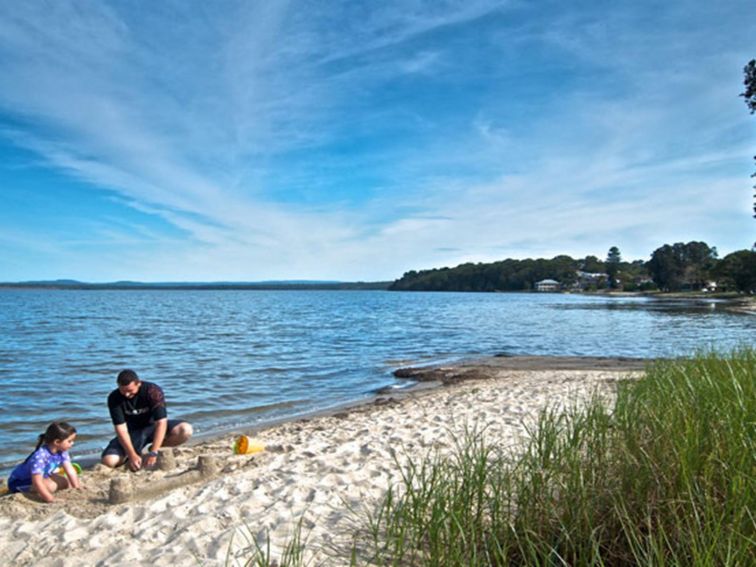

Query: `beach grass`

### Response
(244, 349, 755, 566)
(362, 349, 755, 566)
(227, 517, 307, 567)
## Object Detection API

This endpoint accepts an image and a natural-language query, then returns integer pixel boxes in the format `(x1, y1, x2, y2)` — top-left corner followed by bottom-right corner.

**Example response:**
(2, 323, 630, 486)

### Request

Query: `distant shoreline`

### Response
(1, 281, 752, 298)
(0, 281, 392, 291)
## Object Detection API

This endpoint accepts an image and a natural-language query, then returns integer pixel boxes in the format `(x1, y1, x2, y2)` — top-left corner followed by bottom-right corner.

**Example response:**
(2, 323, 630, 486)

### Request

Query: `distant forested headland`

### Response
(389, 242, 756, 294)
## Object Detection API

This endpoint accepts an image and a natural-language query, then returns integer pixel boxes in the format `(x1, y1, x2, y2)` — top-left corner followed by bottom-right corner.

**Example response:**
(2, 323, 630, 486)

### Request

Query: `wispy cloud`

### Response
(0, 0, 753, 281)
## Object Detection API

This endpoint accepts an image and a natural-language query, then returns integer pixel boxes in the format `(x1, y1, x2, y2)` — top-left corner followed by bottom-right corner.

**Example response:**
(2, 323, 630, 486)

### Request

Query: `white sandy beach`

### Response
(0, 358, 643, 566)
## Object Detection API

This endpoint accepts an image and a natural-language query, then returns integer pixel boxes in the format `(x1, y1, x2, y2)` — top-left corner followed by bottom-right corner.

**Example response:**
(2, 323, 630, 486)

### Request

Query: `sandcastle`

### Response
(108, 451, 220, 504)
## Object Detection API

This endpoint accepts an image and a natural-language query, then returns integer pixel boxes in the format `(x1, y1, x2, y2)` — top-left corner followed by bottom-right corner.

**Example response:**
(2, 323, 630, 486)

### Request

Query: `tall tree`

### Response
(683, 242, 718, 289)
(714, 249, 756, 292)
(741, 59, 756, 218)
(606, 246, 622, 289)
(646, 241, 717, 291)
(647, 245, 681, 291)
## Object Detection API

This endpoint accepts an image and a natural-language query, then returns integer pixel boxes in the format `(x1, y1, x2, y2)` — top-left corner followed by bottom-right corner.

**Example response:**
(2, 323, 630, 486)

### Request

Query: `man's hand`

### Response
(144, 454, 158, 469)
(128, 453, 143, 471)
(114, 423, 141, 471)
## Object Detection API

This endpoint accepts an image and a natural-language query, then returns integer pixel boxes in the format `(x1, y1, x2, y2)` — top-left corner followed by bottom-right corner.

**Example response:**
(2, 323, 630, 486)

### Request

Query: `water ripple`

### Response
(0, 289, 753, 473)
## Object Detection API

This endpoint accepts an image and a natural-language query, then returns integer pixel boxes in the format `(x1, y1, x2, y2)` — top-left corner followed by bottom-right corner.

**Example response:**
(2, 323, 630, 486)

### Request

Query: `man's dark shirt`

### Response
(107, 381, 168, 431)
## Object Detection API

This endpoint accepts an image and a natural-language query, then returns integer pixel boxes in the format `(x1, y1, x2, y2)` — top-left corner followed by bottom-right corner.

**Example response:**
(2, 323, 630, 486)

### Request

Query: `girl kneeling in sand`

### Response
(7, 422, 80, 502)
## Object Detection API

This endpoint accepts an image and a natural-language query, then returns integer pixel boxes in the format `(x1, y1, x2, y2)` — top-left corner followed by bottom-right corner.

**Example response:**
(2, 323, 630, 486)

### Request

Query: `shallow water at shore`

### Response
(0, 289, 752, 472)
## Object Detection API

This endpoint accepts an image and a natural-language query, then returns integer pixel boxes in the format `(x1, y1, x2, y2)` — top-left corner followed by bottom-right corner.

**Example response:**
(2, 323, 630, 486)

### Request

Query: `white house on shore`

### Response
(574, 270, 607, 290)
(535, 279, 560, 292)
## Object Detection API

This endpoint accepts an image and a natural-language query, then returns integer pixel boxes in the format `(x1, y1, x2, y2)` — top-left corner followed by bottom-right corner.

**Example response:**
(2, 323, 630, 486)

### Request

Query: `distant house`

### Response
(634, 276, 655, 290)
(536, 279, 560, 292)
(574, 270, 607, 290)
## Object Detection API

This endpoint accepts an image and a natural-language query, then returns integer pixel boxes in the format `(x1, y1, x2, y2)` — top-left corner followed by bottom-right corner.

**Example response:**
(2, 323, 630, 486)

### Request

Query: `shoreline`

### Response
(22, 355, 650, 475)
(56, 355, 651, 471)
(1, 356, 646, 565)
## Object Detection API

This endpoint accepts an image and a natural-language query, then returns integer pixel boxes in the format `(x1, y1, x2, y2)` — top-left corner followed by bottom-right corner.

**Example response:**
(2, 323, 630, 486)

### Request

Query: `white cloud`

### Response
(0, 1, 753, 281)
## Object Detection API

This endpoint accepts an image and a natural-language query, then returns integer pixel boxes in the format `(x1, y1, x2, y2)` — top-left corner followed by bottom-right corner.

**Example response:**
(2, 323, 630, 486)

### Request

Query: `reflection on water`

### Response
(0, 289, 752, 472)
(554, 297, 733, 314)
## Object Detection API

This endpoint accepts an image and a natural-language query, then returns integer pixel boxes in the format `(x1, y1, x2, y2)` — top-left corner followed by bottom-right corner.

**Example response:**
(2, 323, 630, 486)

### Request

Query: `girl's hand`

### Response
(61, 462, 80, 489)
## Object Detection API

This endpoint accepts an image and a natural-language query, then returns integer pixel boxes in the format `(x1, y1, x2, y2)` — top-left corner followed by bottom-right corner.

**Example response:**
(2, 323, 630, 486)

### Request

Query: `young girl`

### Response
(7, 422, 80, 502)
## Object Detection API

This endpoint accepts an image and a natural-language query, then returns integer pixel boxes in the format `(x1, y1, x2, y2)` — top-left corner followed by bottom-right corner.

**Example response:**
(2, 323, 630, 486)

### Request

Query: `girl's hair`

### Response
(34, 421, 77, 451)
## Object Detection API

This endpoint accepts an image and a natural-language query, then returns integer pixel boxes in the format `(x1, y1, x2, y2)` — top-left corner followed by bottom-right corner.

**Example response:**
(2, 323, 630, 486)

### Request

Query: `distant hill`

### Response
(0, 280, 392, 291)
(18, 279, 84, 286)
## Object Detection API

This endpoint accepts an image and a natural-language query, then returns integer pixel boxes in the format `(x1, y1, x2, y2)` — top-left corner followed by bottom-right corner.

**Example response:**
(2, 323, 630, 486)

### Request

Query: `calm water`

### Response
(0, 289, 753, 472)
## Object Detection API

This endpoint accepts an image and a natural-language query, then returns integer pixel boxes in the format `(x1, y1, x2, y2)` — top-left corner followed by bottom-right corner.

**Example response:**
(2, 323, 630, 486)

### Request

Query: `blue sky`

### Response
(0, 1, 754, 282)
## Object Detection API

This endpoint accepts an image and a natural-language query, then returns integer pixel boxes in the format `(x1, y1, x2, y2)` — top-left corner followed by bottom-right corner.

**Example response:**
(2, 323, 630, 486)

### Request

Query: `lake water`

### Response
(0, 289, 753, 473)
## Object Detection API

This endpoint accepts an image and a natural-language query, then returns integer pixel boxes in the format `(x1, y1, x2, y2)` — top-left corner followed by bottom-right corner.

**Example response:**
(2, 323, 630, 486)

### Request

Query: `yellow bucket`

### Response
(234, 435, 265, 455)
(56, 462, 83, 476)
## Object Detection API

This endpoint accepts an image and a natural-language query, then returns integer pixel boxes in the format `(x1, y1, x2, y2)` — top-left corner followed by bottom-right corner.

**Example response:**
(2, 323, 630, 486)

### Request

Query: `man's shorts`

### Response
(101, 419, 186, 459)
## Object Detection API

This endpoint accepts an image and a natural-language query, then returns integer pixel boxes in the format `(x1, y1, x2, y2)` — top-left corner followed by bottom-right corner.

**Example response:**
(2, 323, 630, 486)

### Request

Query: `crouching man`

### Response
(101, 369, 193, 470)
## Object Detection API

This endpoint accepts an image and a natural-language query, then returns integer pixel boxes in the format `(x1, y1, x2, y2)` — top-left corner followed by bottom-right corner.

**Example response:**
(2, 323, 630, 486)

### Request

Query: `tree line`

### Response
(389, 242, 756, 293)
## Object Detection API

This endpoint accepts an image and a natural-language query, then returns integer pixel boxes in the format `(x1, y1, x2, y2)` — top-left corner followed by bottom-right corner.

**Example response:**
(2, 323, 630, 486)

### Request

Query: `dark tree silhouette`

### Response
(714, 249, 756, 292)
(741, 60, 756, 218)
(742, 60, 756, 112)
(646, 241, 717, 291)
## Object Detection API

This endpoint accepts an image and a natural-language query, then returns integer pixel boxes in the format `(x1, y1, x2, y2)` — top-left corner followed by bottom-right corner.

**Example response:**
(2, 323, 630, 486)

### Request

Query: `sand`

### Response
(0, 357, 644, 566)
